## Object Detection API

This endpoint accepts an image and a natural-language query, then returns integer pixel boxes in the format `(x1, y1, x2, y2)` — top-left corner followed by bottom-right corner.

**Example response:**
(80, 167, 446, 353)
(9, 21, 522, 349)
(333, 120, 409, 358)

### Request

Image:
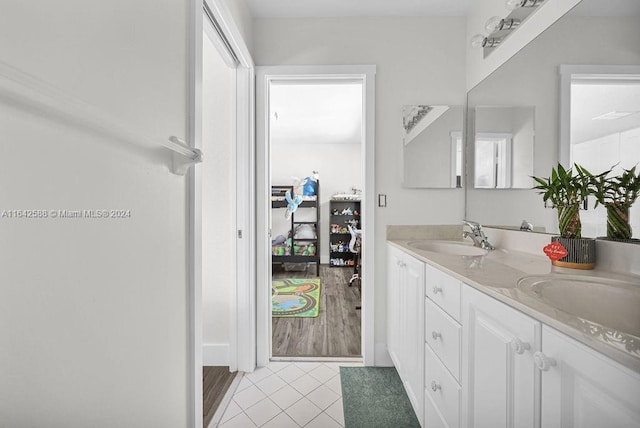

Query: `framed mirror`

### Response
(465, 0, 640, 237)
(402, 105, 464, 188)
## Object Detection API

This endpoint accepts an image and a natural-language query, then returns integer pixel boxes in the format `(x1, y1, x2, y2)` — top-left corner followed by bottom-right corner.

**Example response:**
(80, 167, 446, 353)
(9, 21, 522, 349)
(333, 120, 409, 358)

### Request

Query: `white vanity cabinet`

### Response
(388, 243, 640, 428)
(424, 264, 463, 428)
(387, 244, 425, 426)
(462, 285, 542, 428)
(538, 325, 640, 428)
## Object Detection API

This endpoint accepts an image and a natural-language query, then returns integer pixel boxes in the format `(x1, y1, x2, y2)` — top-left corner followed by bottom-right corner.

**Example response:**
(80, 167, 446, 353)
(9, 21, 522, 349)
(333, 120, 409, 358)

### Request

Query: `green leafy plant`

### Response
(532, 163, 590, 239)
(580, 165, 640, 240)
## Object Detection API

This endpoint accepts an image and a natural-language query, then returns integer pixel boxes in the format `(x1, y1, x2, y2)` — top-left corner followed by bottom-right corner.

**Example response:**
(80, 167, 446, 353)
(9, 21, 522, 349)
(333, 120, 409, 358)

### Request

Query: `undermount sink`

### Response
(407, 240, 488, 256)
(517, 274, 640, 337)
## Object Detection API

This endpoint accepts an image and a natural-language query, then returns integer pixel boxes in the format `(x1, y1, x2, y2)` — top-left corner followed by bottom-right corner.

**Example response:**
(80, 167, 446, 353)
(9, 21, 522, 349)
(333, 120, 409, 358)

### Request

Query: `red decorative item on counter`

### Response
(543, 241, 568, 261)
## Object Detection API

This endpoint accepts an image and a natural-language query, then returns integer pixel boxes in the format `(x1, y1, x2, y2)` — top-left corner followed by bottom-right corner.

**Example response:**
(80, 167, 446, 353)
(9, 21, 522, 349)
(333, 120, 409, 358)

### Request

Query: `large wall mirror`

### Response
(465, 0, 640, 237)
(403, 105, 463, 188)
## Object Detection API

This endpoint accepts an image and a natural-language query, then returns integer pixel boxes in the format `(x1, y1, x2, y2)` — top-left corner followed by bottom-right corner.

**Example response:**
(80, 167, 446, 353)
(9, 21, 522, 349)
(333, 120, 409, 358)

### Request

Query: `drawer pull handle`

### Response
(533, 351, 557, 371)
(510, 338, 531, 355)
(432, 286, 442, 294)
(432, 331, 442, 340)
(431, 381, 441, 392)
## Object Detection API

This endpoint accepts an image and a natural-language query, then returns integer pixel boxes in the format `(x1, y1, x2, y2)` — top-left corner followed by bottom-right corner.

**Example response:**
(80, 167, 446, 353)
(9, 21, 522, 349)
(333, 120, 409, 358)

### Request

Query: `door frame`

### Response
(189, 0, 255, 426)
(255, 65, 376, 367)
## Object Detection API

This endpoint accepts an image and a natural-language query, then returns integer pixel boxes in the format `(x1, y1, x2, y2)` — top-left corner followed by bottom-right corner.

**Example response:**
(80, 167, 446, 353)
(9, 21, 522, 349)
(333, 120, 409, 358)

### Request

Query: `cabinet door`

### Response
(386, 245, 403, 373)
(402, 253, 425, 426)
(462, 285, 541, 428)
(540, 326, 640, 428)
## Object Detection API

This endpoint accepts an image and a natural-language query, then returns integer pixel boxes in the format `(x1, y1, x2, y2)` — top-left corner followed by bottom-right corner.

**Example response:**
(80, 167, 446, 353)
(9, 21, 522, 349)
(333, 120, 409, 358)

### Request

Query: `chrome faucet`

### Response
(463, 220, 495, 250)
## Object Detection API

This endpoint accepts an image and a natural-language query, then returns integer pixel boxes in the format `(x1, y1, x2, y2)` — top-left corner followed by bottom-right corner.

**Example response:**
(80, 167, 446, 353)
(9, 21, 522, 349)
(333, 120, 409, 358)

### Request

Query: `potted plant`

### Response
(582, 165, 640, 240)
(532, 163, 595, 269)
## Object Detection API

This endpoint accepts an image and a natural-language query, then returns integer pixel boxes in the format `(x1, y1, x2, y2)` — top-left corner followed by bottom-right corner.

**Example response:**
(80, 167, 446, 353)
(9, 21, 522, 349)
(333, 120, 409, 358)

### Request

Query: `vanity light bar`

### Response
(471, 0, 545, 56)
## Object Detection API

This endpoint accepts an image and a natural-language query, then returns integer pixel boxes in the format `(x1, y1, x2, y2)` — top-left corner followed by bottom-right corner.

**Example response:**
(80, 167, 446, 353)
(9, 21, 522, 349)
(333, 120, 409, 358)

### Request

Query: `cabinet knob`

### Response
(533, 351, 557, 371)
(510, 338, 531, 355)
(430, 381, 441, 392)
(432, 286, 442, 294)
(432, 331, 442, 340)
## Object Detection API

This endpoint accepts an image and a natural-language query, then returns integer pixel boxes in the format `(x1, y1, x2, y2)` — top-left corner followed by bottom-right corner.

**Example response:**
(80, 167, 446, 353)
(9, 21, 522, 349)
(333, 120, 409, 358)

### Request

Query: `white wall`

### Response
(271, 143, 362, 264)
(201, 31, 234, 366)
(253, 16, 467, 364)
(0, 1, 190, 427)
(466, 0, 581, 90)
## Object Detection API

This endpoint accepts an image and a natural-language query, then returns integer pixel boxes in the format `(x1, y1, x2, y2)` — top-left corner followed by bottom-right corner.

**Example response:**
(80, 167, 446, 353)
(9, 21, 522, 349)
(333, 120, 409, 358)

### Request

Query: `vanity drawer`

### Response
(425, 265, 461, 321)
(424, 387, 448, 428)
(425, 342, 461, 428)
(426, 298, 461, 381)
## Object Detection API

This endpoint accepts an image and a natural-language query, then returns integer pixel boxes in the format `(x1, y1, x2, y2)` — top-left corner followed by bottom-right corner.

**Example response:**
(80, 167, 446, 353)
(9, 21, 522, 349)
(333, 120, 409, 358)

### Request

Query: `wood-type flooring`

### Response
(203, 366, 236, 427)
(272, 264, 362, 357)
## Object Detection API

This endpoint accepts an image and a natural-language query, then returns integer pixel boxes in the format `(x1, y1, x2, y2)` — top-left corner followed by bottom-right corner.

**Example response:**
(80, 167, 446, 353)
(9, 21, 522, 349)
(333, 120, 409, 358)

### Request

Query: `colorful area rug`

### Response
(272, 278, 321, 318)
(340, 366, 420, 428)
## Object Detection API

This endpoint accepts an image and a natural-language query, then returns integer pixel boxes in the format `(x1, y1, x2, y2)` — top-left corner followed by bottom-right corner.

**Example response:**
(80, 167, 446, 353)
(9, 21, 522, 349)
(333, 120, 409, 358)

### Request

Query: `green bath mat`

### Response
(340, 366, 420, 428)
(272, 278, 321, 317)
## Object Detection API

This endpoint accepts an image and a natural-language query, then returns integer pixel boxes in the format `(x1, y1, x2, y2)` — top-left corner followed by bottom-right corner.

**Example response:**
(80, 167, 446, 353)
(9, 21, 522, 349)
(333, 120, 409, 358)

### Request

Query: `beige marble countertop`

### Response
(388, 238, 640, 373)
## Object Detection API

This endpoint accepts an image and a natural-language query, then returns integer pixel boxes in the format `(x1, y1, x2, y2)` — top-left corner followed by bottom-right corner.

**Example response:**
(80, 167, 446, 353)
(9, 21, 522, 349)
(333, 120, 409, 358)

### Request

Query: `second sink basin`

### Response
(407, 240, 488, 256)
(517, 274, 640, 337)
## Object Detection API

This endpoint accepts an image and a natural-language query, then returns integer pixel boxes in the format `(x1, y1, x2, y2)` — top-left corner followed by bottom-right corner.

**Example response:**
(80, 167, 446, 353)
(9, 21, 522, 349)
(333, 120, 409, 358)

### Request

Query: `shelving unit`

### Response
(329, 199, 361, 267)
(271, 184, 320, 274)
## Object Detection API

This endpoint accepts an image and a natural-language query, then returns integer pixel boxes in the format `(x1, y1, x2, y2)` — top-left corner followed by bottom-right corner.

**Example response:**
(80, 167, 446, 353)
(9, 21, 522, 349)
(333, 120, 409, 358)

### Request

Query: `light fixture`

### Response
(485, 16, 521, 33)
(472, 0, 545, 53)
(470, 34, 501, 48)
(592, 111, 638, 120)
(506, 0, 545, 10)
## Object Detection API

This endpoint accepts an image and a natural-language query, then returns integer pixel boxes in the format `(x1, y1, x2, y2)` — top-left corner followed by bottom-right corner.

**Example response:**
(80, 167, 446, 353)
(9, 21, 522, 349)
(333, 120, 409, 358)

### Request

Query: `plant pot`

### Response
(606, 204, 632, 240)
(550, 236, 596, 270)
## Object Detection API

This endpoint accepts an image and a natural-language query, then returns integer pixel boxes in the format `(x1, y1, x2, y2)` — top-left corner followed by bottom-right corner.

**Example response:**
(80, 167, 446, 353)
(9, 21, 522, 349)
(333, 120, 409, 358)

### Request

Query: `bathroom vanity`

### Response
(386, 235, 640, 428)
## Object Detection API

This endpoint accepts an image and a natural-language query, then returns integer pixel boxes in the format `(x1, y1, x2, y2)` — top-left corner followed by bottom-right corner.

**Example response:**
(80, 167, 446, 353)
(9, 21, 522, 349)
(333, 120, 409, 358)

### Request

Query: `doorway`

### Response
(269, 80, 364, 358)
(256, 66, 376, 366)
(560, 65, 640, 238)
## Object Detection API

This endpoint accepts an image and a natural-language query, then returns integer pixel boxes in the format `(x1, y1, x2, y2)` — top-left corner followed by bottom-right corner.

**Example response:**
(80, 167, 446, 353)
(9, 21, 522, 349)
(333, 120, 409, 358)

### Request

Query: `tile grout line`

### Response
(220, 362, 349, 427)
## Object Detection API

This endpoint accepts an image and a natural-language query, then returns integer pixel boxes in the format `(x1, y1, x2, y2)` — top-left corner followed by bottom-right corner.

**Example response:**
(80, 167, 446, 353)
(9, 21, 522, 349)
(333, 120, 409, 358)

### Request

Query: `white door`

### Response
(462, 285, 541, 428)
(539, 325, 640, 428)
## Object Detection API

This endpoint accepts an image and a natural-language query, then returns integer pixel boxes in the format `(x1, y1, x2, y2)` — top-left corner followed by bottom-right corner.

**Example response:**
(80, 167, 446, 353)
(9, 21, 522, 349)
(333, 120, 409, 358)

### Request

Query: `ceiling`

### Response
(270, 82, 363, 145)
(245, 0, 472, 18)
(571, 81, 640, 145)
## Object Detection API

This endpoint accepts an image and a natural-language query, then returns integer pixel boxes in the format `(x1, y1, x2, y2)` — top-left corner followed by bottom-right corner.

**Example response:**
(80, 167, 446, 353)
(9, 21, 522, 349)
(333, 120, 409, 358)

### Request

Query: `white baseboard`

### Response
(375, 342, 394, 367)
(203, 343, 230, 366)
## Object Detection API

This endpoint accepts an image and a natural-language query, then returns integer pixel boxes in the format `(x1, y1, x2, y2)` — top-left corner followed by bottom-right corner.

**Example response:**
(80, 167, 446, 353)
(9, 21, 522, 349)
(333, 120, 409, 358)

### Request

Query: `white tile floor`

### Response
(217, 361, 362, 427)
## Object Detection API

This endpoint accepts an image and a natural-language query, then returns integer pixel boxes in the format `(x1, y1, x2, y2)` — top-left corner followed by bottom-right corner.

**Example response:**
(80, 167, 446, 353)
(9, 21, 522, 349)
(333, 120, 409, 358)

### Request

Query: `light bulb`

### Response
(485, 16, 504, 33)
(470, 34, 486, 48)
(505, 0, 525, 10)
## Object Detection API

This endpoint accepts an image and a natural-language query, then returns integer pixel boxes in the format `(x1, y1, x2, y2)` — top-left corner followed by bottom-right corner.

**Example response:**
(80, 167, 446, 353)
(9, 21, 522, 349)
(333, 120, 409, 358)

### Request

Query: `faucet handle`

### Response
(520, 220, 533, 232)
